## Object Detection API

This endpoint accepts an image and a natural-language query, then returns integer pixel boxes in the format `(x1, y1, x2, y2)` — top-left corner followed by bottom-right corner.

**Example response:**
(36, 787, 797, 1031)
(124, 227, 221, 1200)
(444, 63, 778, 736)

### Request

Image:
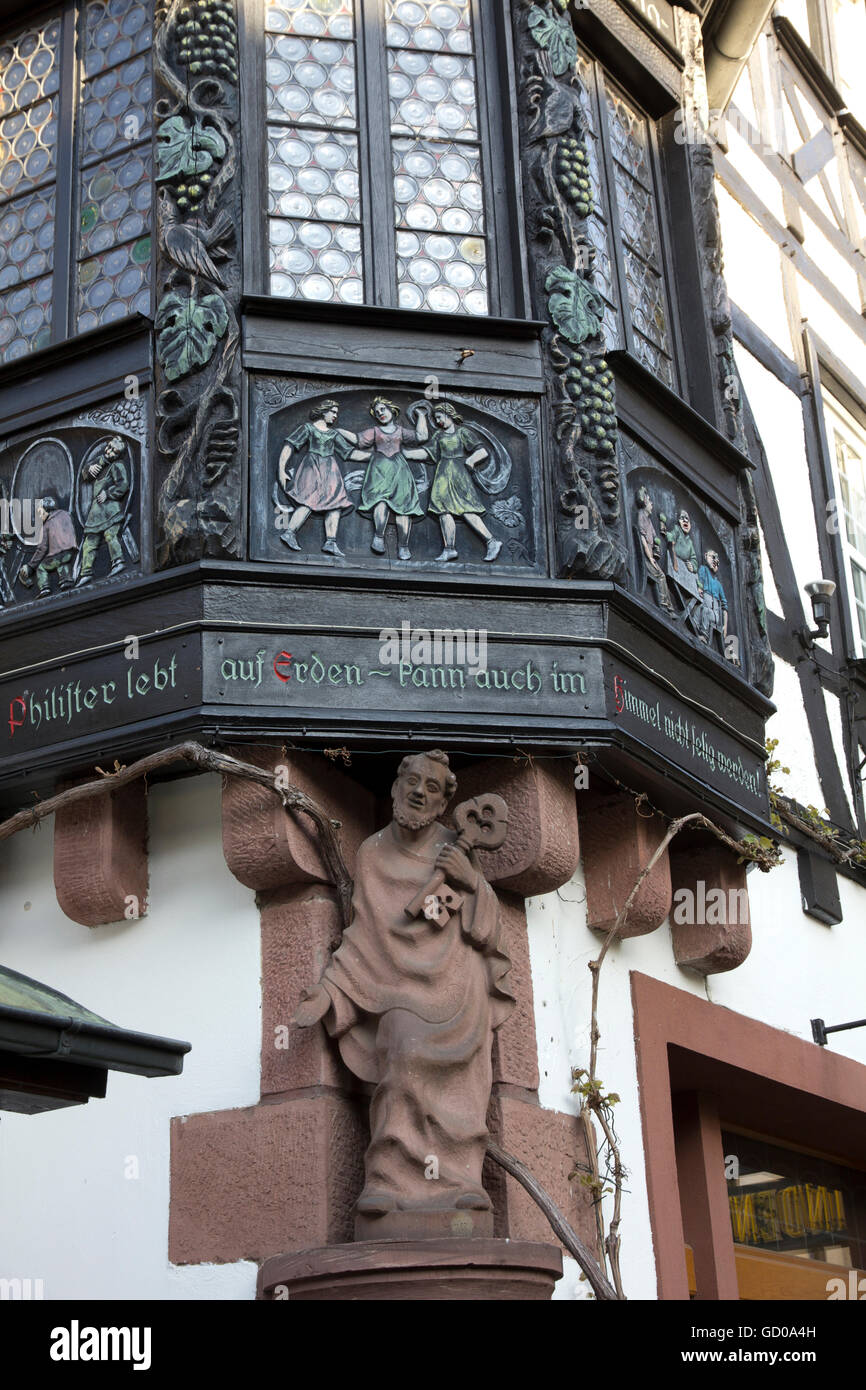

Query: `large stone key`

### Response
(405, 793, 509, 928)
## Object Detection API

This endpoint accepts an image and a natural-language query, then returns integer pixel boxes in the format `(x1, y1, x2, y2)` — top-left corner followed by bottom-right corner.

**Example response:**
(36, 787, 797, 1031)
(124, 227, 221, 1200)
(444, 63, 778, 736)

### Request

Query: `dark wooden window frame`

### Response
(239, 0, 524, 318)
(578, 46, 685, 394)
(0, 0, 154, 353)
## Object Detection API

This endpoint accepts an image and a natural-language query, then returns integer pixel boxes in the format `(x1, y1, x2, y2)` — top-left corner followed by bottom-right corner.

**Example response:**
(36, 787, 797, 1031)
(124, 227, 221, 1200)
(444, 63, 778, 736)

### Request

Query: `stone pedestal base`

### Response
(354, 1208, 493, 1243)
(259, 1239, 562, 1301)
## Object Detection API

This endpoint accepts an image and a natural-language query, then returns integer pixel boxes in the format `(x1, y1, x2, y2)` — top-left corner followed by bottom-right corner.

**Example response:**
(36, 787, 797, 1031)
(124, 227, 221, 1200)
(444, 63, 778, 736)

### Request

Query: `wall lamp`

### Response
(811, 1016, 866, 1047)
(799, 579, 836, 649)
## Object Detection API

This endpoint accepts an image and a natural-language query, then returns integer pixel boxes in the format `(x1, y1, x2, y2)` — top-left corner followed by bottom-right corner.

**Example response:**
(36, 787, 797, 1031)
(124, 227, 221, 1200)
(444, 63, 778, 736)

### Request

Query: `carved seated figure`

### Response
(294, 749, 514, 1229)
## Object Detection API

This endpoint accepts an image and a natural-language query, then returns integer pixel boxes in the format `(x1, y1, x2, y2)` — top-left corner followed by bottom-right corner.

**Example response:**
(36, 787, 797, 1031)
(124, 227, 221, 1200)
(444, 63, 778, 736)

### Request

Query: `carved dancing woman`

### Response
(277, 399, 370, 558)
(424, 402, 502, 563)
(355, 397, 430, 561)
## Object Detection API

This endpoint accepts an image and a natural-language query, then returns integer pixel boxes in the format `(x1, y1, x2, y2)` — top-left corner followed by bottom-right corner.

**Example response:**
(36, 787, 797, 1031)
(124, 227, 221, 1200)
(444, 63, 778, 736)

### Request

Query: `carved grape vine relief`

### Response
(514, 0, 625, 581)
(152, 0, 242, 565)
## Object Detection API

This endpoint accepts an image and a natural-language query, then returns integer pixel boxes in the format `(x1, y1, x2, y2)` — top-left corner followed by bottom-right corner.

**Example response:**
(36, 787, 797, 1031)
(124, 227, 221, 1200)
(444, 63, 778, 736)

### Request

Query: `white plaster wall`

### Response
(764, 655, 826, 809)
(526, 859, 707, 1303)
(0, 773, 261, 1300)
(715, 182, 792, 351)
(734, 346, 826, 603)
(527, 841, 866, 1301)
(711, 847, 866, 1067)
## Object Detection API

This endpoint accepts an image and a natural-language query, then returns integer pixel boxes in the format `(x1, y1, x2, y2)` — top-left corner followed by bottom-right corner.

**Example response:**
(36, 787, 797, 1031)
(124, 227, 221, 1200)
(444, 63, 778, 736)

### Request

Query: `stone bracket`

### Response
(669, 843, 752, 975)
(54, 781, 148, 928)
(580, 791, 672, 936)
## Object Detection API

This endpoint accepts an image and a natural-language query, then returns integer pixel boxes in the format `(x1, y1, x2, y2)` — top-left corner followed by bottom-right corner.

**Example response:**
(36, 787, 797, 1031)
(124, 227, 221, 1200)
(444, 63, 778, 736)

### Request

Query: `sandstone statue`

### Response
(294, 749, 513, 1224)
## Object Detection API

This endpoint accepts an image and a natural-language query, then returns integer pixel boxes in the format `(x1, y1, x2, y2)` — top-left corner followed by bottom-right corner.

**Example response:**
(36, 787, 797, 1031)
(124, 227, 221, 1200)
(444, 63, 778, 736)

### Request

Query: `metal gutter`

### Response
(704, 0, 777, 111)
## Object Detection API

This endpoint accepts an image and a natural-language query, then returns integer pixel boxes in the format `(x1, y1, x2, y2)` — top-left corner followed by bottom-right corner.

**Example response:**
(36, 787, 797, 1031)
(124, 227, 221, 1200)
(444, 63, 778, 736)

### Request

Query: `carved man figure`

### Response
(295, 750, 514, 1220)
(696, 547, 729, 645)
(18, 497, 78, 599)
(659, 507, 699, 573)
(77, 436, 130, 586)
(635, 486, 675, 615)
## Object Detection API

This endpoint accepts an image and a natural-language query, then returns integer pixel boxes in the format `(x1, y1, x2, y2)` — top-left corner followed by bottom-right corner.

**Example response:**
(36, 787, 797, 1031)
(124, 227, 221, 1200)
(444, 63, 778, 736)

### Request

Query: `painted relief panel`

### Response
(622, 435, 742, 671)
(0, 395, 144, 607)
(250, 378, 544, 572)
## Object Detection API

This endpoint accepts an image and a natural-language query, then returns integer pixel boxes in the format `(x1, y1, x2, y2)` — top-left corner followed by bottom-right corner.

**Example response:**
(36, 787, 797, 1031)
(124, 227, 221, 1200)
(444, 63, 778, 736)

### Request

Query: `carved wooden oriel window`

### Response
(0, 0, 153, 364)
(575, 48, 677, 390)
(264, 0, 490, 314)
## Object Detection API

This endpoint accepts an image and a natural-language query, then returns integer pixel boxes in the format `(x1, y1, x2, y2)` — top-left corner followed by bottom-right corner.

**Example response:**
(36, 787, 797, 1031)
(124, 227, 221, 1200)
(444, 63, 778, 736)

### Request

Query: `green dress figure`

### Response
(77, 436, 130, 587)
(424, 403, 501, 564)
(356, 397, 430, 561)
(277, 398, 370, 558)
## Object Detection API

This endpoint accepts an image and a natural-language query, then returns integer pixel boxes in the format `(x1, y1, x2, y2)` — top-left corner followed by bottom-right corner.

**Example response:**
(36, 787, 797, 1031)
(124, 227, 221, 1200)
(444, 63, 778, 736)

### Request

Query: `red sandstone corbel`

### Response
(447, 758, 580, 896)
(54, 781, 148, 927)
(221, 745, 375, 891)
(669, 843, 752, 974)
(580, 791, 672, 936)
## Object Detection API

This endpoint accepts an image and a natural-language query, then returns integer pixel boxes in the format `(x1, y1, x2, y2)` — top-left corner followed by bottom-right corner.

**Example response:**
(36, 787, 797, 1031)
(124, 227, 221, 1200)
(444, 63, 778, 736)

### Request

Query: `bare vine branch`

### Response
(486, 1139, 618, 1301)
(0, 741, 354, 929)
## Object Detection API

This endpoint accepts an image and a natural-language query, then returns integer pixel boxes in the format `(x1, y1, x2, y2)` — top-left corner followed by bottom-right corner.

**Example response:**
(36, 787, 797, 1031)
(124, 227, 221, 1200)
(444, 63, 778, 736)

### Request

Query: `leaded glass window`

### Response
(76, 0, 153, 331)
(575, 51, 678, 390)
(264, 0, 490, 314)
(0, 0, 153, 365)
(0, 16, 61, 361)
(265, 0, 363, 304)
(387, 0, 487, 315)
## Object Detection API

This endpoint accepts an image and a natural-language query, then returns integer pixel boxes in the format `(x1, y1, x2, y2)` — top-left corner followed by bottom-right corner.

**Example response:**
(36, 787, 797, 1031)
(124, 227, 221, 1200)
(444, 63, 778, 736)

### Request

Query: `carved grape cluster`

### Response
(566, 350, 616, 457)
(556, 131, 594, 218)
(173, 172, 213, 215)
(176, 0, 238, 83)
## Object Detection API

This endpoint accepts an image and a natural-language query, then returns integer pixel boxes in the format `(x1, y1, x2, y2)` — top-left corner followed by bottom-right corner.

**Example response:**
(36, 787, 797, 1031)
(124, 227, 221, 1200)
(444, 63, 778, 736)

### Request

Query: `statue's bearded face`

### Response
(392, 758, 450, 829)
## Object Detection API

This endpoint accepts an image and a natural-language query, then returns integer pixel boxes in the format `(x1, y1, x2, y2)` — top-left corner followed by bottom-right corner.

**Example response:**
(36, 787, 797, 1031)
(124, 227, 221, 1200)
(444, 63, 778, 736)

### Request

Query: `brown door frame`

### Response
(631, 971, 866, 1300)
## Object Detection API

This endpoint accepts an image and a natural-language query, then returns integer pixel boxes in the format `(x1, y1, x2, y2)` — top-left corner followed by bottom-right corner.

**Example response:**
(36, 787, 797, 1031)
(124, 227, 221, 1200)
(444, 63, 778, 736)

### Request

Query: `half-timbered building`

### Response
(0, 0, 864, 1303)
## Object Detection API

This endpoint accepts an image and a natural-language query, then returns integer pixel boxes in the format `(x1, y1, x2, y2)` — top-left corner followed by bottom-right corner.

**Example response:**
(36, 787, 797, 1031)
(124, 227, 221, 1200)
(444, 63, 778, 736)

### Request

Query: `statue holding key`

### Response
(294, 749, 513, 1229)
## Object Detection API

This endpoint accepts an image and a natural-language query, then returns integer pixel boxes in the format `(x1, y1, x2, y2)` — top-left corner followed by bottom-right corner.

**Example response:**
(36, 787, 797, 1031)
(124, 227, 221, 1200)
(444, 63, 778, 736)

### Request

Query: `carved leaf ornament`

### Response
(156, 290, 229, 381)
(155, 116, 227, 181)
(545, 266, 605, 345)
(527, 2, 578, 76)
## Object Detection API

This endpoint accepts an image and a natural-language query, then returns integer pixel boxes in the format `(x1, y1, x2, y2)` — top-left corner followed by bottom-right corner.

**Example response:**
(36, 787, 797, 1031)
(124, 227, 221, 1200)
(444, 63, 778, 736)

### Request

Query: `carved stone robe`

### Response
(320, 820, 514, 1211)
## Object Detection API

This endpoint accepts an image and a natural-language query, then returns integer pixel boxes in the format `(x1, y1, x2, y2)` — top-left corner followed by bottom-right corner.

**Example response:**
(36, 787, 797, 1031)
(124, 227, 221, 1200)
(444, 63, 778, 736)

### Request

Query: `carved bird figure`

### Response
(157, 188, 233, 286)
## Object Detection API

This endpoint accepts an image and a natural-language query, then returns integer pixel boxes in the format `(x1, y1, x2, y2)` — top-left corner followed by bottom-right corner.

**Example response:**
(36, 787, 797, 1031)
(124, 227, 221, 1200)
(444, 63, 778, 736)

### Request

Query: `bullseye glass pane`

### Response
(76, 0, 153, 330)
(0, 189, 55, 290)
(385, 0, 474, 55)
(0, 18, 61, 118)
(77, 236, 151, 332)
(266, 32, 356, 127)
(0, 275, 52, 362)
(387, 1, 485, 314)
(393, 137, 484, 234)
(388, 48, 477, 140)
(265, 0, 361, 302)
(268, 126, 360, 221)
(269, 218, 363, 302)
(0, 98, 58, 199)
(79, 56, 152, 162)
(266, 0, 354, 40)
(395, 226, 486, 314)
(83, 0, 151, 79)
